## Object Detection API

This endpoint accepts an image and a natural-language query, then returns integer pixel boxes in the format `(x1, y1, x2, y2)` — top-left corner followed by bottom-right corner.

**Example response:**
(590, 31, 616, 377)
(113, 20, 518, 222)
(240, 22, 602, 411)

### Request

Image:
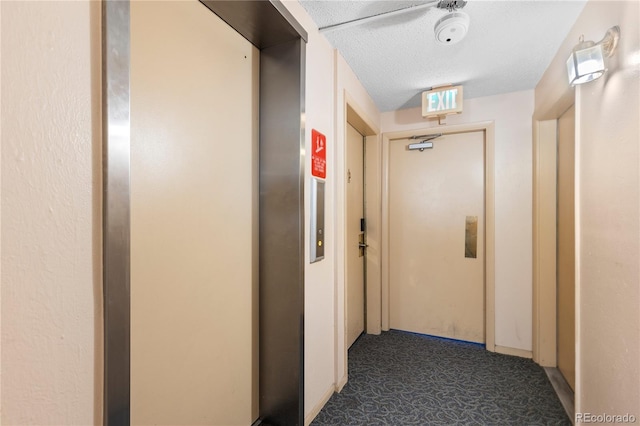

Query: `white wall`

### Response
(535, 0, 640, 416)
(381, 90, 535, 352)
(1, 1, 102, 424)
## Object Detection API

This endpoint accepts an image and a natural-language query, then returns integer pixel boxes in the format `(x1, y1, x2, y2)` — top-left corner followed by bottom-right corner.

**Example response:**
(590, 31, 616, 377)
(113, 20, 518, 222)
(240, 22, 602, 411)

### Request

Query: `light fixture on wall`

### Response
(566, 26, 620, 86)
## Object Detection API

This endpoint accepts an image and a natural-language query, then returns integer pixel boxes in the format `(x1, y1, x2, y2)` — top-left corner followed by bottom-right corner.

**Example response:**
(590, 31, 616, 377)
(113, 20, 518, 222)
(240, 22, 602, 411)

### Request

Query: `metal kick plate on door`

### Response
(465, 216, 478, 259)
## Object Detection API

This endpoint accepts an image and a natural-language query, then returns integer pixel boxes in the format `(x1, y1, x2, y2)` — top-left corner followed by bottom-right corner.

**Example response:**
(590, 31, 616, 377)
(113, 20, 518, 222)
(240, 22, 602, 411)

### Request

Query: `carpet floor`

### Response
(311, 330, 571, 425)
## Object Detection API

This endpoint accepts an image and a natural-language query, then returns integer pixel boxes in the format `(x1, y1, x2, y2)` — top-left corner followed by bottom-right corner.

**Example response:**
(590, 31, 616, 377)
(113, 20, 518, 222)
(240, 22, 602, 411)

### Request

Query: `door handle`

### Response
(358, 242, 368, 258)
(358, 233, 367, 257)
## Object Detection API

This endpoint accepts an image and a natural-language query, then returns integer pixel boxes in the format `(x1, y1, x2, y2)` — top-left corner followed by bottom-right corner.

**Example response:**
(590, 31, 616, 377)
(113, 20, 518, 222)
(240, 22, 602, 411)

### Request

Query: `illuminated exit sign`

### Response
(421, 85, 463, 118)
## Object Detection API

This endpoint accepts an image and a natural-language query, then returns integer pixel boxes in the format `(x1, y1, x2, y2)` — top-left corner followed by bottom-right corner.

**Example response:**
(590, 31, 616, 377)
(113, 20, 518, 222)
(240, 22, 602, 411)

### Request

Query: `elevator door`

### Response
(130, 1, 258, 424)
(557, 105, 576, 390)
(389, 131, 485, 343)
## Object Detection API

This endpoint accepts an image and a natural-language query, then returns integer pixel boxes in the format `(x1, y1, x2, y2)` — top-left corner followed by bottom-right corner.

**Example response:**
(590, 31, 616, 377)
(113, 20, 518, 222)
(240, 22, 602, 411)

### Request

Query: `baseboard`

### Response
(494, 345, 533, 359)
(336, 373, 348, 392)
(304, 385, 335, 426)
(544, 367, 575, 422)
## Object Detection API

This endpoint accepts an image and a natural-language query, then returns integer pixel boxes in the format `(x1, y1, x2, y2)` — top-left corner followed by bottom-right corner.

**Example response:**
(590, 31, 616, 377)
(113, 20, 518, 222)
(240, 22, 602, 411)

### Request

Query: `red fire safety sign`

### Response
(311, 129, 327, 179)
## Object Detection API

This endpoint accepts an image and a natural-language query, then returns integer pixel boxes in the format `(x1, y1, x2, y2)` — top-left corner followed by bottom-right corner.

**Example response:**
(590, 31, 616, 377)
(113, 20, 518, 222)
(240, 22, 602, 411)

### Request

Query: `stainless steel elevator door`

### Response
(130, 1, 259, 424)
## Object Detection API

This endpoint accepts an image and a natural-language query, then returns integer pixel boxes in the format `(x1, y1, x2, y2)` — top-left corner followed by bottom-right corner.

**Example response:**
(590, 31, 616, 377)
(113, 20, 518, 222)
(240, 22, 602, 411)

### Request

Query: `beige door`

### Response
(389, 131, 485, 343)
(130, 2, 258, 424)
(557, 105, 576, 390)
(347, 123, 365, 348)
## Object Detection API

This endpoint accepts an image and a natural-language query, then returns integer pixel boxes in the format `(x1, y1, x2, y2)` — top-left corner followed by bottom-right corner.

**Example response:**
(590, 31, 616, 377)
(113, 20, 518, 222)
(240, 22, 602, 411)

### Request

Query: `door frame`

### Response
(556, 104, 576, 391)
(337, 94, 380, 390)
(345, 121, 366, 349)
(380, 121, 496, 352)
(531, 73, 576, 368)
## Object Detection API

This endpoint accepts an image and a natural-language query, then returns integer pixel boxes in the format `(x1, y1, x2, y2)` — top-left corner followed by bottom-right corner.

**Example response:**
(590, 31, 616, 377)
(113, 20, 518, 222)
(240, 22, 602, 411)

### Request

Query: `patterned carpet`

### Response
(311, 330, 570, 425)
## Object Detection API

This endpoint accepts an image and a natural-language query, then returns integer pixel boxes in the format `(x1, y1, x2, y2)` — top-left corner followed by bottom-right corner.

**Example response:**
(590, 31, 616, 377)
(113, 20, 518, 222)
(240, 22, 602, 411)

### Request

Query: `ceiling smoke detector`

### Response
(434, 12, 470, 44)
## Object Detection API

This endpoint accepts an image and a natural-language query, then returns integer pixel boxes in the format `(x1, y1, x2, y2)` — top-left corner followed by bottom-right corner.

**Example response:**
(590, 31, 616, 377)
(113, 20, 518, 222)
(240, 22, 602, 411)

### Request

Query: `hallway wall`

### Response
(278, 1, 337, 421)
(536, 0, 639, 417)
(279, 2, 381, 423)
(381, 90, 535, 352)
(1, 1, 102, 424)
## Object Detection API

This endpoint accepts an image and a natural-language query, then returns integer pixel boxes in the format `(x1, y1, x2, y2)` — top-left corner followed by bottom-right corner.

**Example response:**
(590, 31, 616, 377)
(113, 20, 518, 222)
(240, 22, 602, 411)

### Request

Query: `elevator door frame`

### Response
(102, 1, 307, 424)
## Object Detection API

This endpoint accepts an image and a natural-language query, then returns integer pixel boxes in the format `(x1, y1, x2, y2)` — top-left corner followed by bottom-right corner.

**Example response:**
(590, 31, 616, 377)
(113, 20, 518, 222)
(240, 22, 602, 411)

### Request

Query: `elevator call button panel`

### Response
(310, 178, 325, 263)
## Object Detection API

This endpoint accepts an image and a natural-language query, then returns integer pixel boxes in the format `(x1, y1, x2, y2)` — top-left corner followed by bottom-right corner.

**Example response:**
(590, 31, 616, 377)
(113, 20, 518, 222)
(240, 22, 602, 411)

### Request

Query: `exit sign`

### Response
(422, 85, 463, 118)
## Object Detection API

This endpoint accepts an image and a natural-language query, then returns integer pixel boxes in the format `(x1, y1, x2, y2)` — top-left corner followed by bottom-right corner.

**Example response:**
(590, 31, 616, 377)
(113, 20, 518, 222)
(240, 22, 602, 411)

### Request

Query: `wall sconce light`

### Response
(566, 26, 620, 86)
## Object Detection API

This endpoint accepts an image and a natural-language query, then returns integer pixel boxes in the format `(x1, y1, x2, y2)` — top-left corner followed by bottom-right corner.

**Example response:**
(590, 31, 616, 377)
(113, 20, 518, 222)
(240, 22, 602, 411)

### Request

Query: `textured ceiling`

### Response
(300, 0, 588, 112)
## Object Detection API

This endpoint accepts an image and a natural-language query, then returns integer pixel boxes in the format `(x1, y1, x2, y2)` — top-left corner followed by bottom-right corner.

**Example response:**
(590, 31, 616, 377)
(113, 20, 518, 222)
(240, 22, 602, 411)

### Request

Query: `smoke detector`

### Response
(434, 12, 470, 44)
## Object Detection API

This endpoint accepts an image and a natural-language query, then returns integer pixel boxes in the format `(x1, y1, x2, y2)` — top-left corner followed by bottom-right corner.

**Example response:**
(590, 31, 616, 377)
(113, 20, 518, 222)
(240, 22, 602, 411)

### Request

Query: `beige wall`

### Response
(1, 1, 102, 424)
(381, 90, 535, 352)
(536, 0, 639, 416)
(278, 2, 338, 423)
(280, 3, 381, 423)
